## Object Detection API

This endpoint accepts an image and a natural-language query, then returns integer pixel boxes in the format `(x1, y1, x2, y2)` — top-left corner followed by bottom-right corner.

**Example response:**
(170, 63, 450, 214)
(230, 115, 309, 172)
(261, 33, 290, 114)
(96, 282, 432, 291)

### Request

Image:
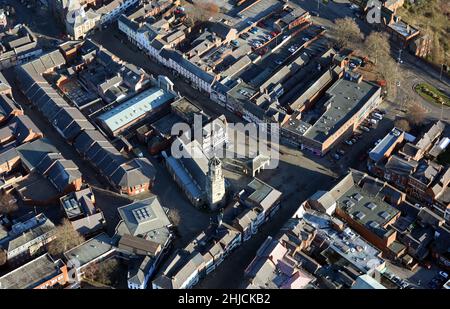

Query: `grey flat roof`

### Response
(303, 78, 380, 143)
(64, 233, 115, 267)
(0, 254, 65, 289)
(336, 185, 400, 238)
(369, 128, 403, 162)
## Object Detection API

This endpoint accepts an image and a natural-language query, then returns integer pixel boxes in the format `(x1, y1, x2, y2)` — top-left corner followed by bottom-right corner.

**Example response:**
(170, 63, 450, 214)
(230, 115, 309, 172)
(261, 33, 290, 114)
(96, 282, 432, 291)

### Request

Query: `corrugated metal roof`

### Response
(98, 87, 174, 133)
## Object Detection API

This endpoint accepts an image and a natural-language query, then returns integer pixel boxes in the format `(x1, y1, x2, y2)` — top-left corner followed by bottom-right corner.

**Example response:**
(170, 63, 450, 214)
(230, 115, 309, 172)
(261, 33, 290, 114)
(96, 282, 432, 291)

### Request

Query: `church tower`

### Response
(205, 156, 225, 211)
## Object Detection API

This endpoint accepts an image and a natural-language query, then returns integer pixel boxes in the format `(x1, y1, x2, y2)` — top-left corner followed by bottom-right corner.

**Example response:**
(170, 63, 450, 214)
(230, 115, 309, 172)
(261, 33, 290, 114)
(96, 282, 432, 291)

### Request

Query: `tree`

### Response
(395, 119, 411, 132)
(333, 17, 364, 49)
(431, 33, 444, 64)
(364, 31, 391, 64)
(188, 2, 219, 22)
(0, 249, 7, 266)
(0, 192, 18, 216)
(83, 259, 119, 286)
(47, 219, 84, 257)
(378, 57, 401, 100)
(168, 208, 181, 226)
(409, 104, 426, 125)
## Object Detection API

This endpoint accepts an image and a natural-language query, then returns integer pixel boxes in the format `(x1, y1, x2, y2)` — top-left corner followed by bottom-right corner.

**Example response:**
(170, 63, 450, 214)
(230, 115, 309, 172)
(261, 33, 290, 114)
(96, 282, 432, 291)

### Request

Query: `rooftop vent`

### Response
(378, 211, 390, 220)
(365, 202, 377, 210)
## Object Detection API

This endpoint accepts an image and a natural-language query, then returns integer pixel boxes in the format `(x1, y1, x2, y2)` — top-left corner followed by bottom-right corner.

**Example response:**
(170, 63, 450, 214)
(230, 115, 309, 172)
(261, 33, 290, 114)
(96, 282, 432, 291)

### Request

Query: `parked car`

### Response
(250, 27, 258, 34)
(360, 126, 370, 132)
(345, 139, 353, 146)
(231, 40, 240, 47)
(439, 271, 449, 280)
(372, 112, 383, 120)
(337, 149, 345, 155)
(333, 153, 341, 160)
(275, 59, 284, 65)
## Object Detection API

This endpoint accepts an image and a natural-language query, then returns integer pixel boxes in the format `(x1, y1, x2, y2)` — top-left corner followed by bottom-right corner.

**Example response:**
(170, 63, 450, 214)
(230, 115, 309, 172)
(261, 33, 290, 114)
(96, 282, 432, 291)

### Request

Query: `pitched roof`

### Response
(110, 158, 156, 188)
(117, 196, 170, 238)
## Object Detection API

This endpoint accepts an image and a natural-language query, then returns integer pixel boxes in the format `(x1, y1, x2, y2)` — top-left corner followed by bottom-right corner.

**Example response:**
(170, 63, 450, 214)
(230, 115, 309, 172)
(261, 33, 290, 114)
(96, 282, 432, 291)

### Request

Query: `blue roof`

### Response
(369, 128, 403, 162)
(97, 87, 174, 133)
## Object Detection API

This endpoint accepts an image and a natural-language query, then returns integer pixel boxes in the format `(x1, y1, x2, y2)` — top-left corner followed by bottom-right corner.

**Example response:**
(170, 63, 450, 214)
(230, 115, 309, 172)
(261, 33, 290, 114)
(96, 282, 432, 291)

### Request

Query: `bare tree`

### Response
(364, 31, 391, 64)
(395, 119, 411, 132)
(83, 259, 119, 286)
(409, 104, 426, 125)
(377, 57, 401, 100)
(333, 17, 364, 49)
(0, 249, 7, 266)
(168, 208, 181, 226)
(0, 192, 18, 216)
(431, 33, 444, 64)
(83, 262, 99, 282)
(47, 219, 85, 257)
(187, 2, 219, 22)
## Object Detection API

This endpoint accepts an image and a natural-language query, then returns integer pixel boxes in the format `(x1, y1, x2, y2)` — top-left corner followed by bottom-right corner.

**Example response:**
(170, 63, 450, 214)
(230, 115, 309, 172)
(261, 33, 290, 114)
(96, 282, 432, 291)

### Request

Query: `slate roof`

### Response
(0, 94, 19, 119)
(15, 138, 59, 171)
(110, 157, 156, 189)
(117, 196, 170, 238)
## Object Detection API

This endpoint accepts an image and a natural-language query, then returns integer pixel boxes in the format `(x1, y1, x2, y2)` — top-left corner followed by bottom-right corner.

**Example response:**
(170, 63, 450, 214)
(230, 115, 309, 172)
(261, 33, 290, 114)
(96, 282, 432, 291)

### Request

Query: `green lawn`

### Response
(414, 83, 450, 107)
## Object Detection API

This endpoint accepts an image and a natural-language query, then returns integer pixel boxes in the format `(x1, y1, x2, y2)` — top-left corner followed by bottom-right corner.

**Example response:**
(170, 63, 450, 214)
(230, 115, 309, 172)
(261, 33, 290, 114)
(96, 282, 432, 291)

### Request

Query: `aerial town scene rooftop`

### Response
(0, 0, 449, 291)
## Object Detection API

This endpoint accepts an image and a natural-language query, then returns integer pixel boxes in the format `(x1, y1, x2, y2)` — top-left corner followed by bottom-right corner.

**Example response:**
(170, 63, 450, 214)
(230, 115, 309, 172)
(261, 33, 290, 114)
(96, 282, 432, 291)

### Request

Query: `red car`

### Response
(270, 31, 278, 37)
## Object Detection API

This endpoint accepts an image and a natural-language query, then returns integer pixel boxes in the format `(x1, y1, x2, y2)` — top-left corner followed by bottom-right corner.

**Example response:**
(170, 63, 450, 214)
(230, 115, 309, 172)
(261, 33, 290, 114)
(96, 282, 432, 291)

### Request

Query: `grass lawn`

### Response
(414, 83, 450, 107)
